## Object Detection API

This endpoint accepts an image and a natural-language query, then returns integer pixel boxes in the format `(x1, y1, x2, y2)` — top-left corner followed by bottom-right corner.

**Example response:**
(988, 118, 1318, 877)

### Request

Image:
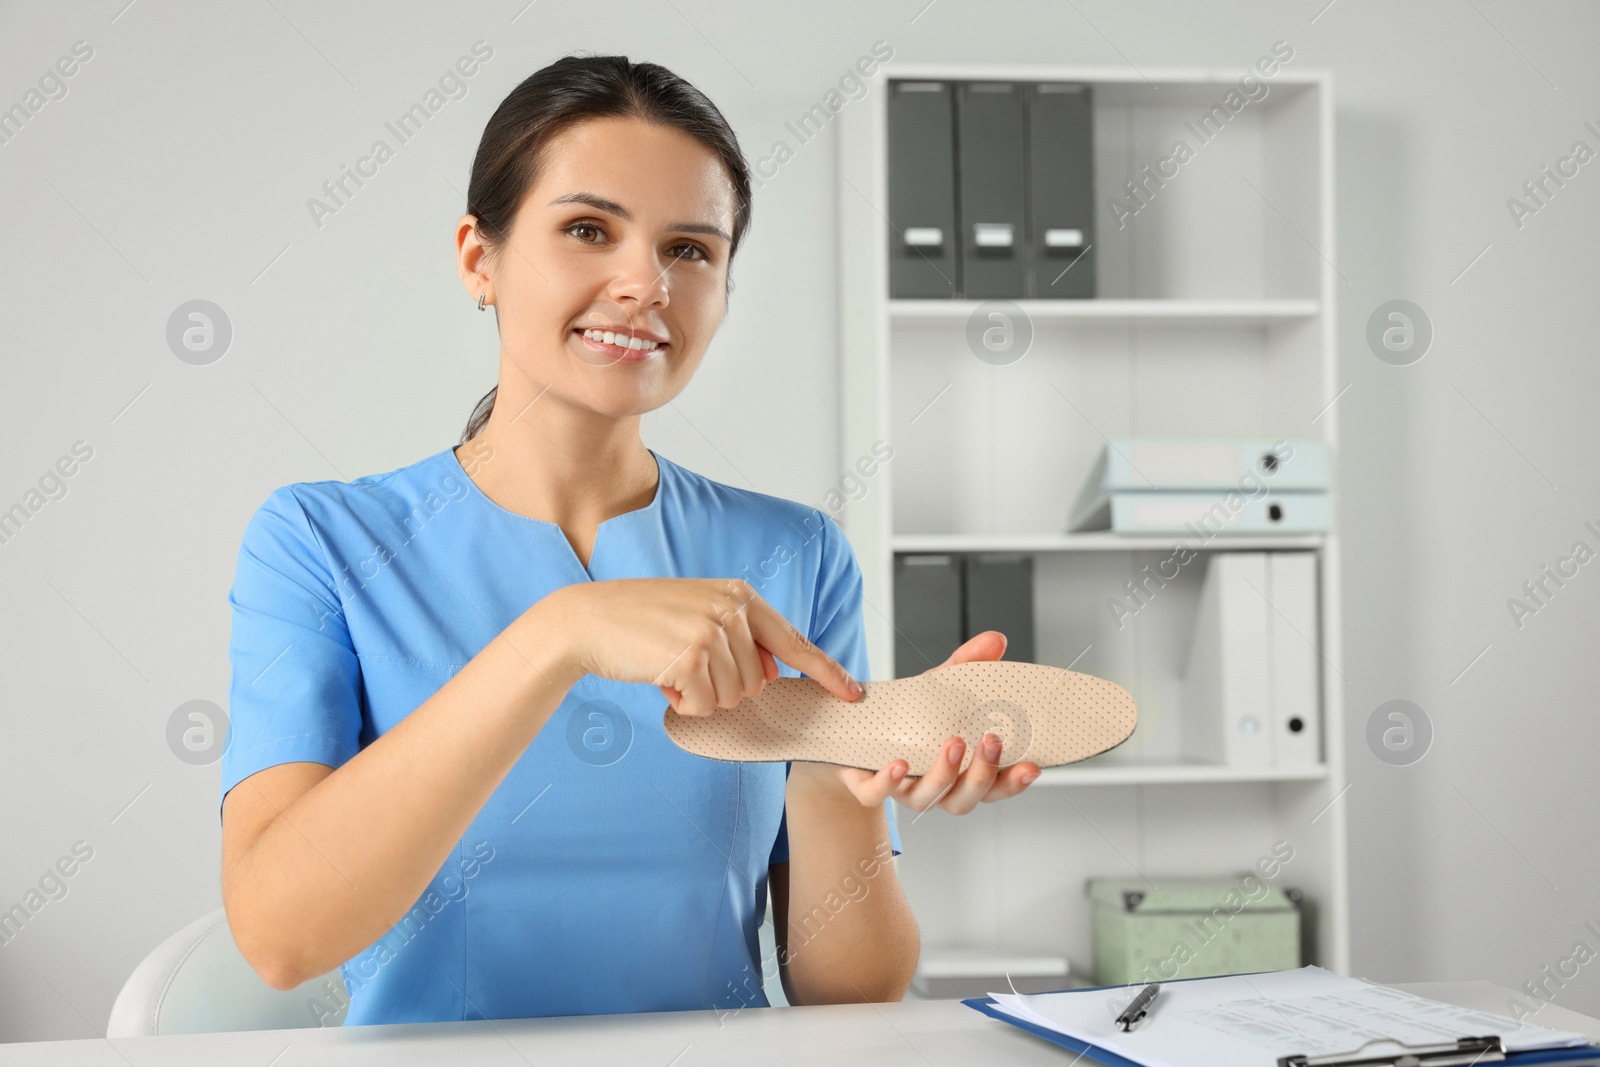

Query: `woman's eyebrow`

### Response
(548, 191, 730, 242)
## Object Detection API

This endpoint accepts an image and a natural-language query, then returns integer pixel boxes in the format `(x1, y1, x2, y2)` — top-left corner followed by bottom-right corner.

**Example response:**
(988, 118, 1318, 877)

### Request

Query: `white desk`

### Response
(3, 982, 1597, 1065)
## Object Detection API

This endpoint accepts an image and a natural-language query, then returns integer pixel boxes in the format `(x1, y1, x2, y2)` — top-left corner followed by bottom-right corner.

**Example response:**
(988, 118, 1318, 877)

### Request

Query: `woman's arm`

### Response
(222, 594, 582, 990)
(770, 777, 919, 1005)
(223, 576, 860, 992)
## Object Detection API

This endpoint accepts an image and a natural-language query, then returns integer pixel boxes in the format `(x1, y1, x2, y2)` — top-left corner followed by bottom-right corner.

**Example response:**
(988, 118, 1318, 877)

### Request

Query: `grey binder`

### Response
(888, 81, 958, 298)
(962, 554, 1036, 663)
(1027, 83, 1095, 298)
(892, 554, 963, 677)
(956, 82, 1028, 299)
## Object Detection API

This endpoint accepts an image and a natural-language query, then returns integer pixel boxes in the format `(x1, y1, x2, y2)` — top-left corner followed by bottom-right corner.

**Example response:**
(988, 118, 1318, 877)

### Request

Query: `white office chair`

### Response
(110, 904, 785, 1036)
(107, 908, 349, 1037)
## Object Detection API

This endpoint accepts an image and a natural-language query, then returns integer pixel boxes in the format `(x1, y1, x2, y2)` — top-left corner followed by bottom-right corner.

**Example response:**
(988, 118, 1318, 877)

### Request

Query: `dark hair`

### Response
(459, 53, 753, 445)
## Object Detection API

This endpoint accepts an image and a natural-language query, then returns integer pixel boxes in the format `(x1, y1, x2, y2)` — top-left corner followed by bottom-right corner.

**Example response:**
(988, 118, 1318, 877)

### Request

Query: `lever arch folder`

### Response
(1078, 438, 1329, 496)
(962, 553, 1036, 664)
(1081, 492, 1331, 535)
(1028, 82, 1096, 298)
(1069, 438, 1330, 533)
(1183, 553, 1322, 767)
(888, 78, 1099, 300)
(892, 554, 963, 677)
(1183, 552, 1273, 767)
(963, 967, 1600, 1067)
(888, 81, 958, 298)
(956, 81, 1028, 299)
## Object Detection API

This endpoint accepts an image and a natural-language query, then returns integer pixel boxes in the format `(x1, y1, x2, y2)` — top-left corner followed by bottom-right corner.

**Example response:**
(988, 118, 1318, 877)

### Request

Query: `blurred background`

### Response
(2, 0, 1598, 1045)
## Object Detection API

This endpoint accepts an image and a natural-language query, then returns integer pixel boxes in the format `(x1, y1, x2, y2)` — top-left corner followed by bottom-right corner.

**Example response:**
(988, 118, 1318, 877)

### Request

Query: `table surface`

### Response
(3, 981, 1598, 1065)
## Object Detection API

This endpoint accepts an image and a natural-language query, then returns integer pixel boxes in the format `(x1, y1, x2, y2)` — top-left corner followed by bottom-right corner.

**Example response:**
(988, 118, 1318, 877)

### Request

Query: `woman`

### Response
(218, 53, 1041, 1026)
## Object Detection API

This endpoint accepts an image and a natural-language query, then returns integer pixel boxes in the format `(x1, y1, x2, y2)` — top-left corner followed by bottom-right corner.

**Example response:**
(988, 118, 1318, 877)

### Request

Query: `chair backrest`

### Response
(107, 908, 349, 1037)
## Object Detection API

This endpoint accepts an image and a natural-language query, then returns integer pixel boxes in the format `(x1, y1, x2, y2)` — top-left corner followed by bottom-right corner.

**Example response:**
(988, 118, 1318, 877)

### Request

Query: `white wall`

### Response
(1, 0, 1597, 1044)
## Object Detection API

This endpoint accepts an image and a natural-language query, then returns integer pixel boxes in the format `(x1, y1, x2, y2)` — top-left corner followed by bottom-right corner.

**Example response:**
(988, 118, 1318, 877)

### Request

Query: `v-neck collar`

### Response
(445, 444, 666, 581)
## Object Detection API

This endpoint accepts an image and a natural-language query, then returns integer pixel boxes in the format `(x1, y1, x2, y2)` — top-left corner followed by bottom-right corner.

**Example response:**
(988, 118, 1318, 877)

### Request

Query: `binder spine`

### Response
(956, 82, 1028, 299)
(1108, 492, 1330, 535)
(1027, 82, 1095, 299)
(1268, 553, 1321, 766)
(887, 81, 959, 298)
(1182, 553, 1273, 767)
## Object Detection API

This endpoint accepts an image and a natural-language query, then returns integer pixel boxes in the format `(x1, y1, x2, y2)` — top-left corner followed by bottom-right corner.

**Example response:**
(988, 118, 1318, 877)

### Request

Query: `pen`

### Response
(1115, 983, 1161, 1031)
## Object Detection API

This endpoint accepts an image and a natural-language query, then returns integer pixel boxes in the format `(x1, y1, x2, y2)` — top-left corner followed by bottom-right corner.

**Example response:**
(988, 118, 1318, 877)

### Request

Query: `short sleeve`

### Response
(218, 486, 363, 821)
(768, 512, 902, 864)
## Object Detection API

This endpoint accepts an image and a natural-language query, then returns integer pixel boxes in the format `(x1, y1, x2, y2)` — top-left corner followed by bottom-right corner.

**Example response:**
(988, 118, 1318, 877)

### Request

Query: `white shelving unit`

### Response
(1033, 762, 1332, 788)
(891, 298, 1321, 325)
(893, 532, 1325, 554)
(837, 64, 1349, 977)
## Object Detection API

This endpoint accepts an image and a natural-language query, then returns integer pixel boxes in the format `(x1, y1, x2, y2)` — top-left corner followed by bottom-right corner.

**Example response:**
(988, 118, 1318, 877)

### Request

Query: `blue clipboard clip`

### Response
(1278, 1034, 1505, 1067)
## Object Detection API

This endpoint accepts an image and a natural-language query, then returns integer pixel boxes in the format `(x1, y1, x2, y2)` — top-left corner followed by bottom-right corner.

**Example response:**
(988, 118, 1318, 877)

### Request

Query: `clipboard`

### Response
(963, 982, 1600, 1067)
(965, 994, 1144, 1067)
(1277, 1035, 1600, 1067)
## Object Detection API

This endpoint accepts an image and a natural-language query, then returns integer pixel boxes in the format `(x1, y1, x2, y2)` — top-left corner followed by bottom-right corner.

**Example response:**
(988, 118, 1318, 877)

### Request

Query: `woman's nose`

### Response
(606, 243, 672, 306)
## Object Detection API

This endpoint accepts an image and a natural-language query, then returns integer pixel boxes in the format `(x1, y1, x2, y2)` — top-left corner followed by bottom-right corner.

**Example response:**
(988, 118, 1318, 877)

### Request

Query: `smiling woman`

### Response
(219, 52, 1039, 1032)
(454, 56, 752, 446)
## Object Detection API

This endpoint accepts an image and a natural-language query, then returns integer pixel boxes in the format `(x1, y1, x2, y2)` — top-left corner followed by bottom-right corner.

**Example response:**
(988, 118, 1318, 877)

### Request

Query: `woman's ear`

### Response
(456, 215, 494, 305)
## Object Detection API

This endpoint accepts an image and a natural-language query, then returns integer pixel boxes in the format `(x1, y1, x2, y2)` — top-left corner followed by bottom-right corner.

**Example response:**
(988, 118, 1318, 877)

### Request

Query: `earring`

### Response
(476, 293, 487, 311)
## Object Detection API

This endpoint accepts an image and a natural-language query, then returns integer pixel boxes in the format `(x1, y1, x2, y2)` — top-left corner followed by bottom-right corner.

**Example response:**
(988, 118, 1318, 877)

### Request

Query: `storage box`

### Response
(1087, 876, 1301, 986)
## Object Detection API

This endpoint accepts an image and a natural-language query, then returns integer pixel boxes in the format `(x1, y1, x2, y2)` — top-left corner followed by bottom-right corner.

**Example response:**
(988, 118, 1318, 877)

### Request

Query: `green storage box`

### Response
(1088, 876, 1301, 986)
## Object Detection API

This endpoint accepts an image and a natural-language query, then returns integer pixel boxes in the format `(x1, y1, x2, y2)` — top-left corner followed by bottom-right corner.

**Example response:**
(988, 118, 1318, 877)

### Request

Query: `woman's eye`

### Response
(563, 224, 708, 262)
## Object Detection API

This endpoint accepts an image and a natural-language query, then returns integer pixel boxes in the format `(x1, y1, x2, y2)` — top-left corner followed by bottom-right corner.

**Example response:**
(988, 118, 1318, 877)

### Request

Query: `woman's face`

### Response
(468, 115, 736, 420)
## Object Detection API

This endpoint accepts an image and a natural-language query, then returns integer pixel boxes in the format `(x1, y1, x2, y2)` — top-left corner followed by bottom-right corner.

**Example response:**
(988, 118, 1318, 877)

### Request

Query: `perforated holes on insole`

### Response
(663, 661, 1137, 775)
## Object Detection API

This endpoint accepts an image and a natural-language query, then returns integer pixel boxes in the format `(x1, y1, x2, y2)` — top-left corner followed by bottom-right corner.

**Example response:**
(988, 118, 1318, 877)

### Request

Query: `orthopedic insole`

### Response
(663, 660, 1137, 777)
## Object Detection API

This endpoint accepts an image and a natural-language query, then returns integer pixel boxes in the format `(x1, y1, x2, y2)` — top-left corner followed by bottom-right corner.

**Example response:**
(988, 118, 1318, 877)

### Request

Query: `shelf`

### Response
(889, 299, 1320, 326)
(1031, 762, 1331, 787)
(893, 532, 1326, 554)
(843, 65, 1347, 974)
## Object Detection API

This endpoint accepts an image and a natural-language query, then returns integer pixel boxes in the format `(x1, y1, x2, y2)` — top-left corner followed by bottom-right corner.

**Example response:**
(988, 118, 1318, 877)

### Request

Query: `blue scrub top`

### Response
(220, 444, 902, 1025)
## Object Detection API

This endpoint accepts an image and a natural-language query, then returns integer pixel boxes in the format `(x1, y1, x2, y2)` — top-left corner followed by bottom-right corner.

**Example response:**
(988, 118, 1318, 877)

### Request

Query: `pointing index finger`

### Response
(748, 598, 861, 702)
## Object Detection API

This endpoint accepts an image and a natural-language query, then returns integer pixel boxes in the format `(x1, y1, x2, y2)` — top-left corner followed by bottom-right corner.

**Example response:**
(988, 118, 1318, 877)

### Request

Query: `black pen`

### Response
(1115, 983, 1162, 1031)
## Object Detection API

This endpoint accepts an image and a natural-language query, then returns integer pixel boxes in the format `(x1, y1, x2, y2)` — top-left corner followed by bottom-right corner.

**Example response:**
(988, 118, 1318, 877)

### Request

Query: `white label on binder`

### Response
(905, 227, 943, 248)
(973, 223, 1014, 248)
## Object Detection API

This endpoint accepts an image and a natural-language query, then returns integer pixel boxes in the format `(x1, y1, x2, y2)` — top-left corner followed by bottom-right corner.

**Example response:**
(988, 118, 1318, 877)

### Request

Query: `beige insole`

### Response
(663, 660, 1137, 777)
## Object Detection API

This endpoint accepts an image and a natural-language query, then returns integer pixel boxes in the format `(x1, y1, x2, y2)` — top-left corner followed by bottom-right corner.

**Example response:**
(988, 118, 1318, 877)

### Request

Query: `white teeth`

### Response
(581, 328, 661, 352)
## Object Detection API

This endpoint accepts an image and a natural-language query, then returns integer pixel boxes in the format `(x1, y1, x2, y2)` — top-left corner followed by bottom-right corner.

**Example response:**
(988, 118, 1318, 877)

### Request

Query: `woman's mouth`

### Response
(573, 328, 666, 362)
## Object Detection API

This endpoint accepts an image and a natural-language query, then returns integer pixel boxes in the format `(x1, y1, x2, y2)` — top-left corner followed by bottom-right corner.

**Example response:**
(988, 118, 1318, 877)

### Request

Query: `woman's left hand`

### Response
(787, 631, 1042, 815)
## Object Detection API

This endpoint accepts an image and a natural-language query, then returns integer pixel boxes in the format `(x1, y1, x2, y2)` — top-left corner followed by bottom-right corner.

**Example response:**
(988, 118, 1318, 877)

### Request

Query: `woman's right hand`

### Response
(539, 578, 862, 716)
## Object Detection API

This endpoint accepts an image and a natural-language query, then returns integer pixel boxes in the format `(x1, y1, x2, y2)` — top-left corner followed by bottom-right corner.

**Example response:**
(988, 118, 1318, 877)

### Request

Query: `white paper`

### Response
(984, 967, 1588, 1067)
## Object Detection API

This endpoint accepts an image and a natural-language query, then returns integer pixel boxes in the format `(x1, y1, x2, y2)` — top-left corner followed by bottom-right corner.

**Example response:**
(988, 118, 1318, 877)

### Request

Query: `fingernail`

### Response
(890, 763, 907, 780)
(847, 676, 863, 697)
(984, 734, 1001, 761)
(1021, 771, 1039, 786)
(948, 740, 965, 765)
